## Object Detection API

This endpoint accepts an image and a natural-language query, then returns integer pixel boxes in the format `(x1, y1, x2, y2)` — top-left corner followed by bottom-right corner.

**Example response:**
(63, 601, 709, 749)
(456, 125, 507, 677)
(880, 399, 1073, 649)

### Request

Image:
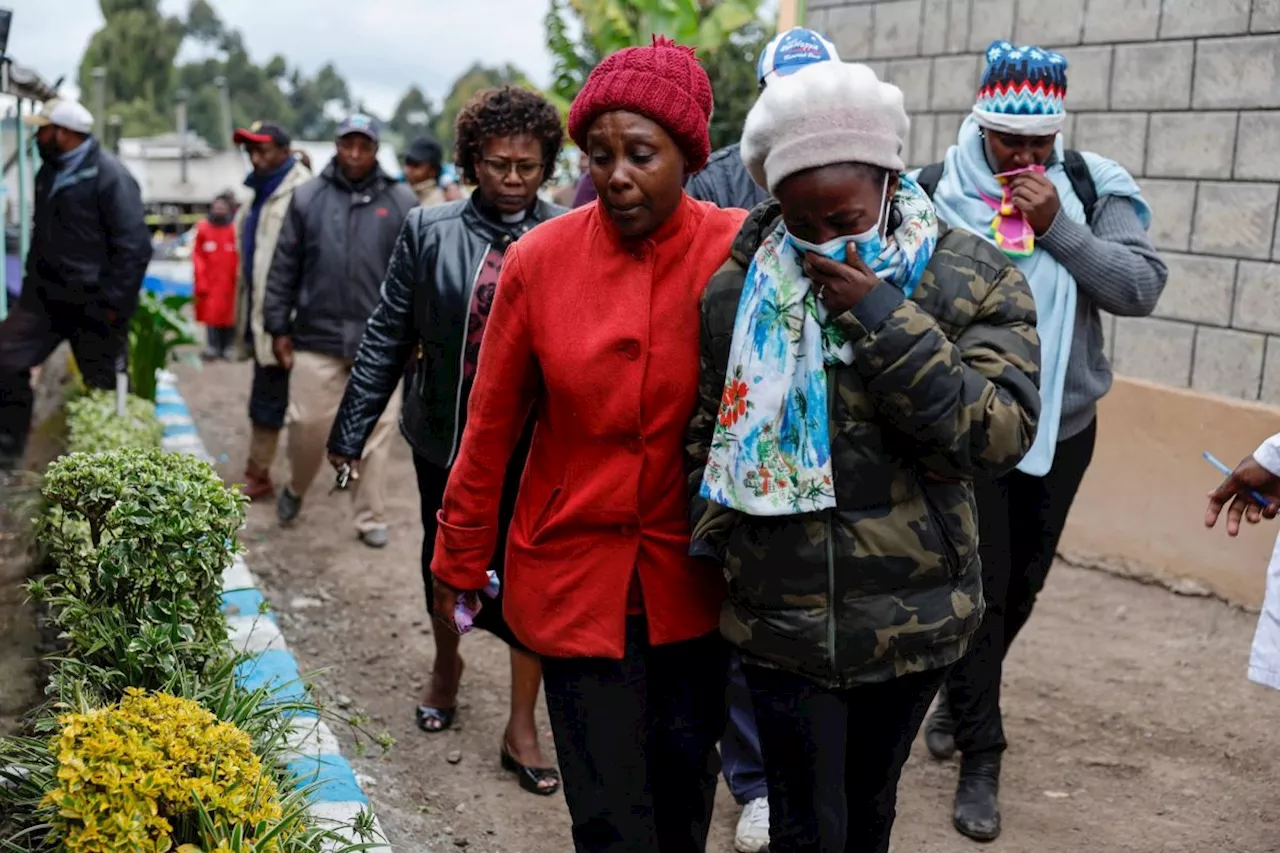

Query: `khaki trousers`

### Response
(286, 350, 401, 533)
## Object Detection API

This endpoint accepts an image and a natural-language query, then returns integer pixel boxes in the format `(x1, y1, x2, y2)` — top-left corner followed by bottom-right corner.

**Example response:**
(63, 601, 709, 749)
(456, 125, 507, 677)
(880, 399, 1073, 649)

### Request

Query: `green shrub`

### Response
(32, 449, 246, 703)
(130, 291, 196, 403)
(65, 390, 164, 454)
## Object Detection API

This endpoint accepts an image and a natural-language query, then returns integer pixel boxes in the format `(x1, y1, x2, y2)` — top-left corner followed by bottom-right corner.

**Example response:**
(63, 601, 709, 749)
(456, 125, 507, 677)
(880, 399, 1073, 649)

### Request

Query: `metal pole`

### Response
(92, 67, 106, 138)
(16, 96, 27, 263)
(214, 75, 232, 148)
(777, 0, 802, 30)
(176, 93, 188, 184)
(0, 95, 7, 322)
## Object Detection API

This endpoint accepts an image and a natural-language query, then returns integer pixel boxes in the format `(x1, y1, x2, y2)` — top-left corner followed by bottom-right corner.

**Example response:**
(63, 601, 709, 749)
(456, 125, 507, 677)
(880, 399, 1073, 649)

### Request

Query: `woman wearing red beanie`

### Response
(432, 37, 748, 853)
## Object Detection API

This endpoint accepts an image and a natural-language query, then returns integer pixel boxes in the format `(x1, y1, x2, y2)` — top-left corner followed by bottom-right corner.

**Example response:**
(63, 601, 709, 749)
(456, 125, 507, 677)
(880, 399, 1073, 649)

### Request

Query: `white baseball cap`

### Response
(756, 27, 842, 86)
(24, 100, 94, 134)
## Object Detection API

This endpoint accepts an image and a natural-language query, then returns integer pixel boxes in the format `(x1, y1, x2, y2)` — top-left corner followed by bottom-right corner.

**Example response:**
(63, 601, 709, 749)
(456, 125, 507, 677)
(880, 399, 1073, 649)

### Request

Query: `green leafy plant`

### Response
(64, 390, 164, 454)
(130, 290, 197, 403)
(33, 449, 246, 703)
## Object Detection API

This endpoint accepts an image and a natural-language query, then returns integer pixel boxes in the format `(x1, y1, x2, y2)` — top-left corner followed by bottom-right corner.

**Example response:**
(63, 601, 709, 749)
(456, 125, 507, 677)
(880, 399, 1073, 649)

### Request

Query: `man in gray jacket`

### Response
(263, 113, 416, 547)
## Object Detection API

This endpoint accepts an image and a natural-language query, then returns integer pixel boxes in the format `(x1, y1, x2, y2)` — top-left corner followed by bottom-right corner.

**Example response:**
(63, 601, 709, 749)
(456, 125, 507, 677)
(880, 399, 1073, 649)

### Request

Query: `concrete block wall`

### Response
(808, 0, 1280, 404)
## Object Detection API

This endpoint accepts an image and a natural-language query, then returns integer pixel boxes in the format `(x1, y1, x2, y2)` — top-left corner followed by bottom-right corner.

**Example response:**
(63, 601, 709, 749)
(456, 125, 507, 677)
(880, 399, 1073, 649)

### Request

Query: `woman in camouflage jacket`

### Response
(685, 61, 1041, 853)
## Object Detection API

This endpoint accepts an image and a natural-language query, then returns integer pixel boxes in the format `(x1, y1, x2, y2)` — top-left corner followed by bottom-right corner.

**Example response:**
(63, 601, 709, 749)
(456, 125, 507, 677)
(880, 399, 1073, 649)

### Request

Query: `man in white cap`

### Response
(684, 27, 841, 853)
(0, 100, 151, 469)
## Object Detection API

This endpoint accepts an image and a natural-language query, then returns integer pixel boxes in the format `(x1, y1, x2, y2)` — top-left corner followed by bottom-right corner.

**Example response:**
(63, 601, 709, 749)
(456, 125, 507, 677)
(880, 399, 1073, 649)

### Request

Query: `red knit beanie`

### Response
(568, 36, 713, 173)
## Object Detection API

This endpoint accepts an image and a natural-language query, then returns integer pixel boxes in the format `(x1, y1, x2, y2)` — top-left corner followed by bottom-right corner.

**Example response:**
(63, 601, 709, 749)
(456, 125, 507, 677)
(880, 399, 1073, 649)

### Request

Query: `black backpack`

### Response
(915, 149, 1099, 226)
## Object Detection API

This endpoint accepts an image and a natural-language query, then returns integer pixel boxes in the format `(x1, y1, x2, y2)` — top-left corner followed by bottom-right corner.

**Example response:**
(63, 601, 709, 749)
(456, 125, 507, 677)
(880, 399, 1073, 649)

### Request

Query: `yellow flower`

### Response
(44, 691, 296, 853)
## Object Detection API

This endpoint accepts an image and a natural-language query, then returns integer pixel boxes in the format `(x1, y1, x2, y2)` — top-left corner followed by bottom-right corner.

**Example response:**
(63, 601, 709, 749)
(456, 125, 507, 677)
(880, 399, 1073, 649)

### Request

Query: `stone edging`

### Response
(156, 372, 392, 851)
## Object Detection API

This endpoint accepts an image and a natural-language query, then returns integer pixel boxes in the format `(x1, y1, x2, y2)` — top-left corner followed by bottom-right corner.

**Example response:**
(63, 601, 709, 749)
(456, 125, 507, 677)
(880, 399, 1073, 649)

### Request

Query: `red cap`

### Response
(568, 36, 713, 173)
(233, 121, 291, 148)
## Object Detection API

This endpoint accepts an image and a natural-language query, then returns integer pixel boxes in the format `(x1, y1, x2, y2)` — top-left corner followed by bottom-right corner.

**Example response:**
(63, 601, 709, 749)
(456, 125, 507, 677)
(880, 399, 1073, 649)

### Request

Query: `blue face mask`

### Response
(786, 175, 891, 269)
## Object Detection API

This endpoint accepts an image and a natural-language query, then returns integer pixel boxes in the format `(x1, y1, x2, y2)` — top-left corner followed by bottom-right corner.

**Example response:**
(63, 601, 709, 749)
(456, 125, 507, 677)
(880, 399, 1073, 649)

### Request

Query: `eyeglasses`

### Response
(480, 158, 544, 179)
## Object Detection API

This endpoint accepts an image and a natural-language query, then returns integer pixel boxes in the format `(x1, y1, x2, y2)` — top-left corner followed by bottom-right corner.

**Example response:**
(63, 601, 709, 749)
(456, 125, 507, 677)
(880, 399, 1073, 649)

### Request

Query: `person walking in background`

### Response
(681, 26, 841, 853)
(328, 86, 566, 795)
(1207, 439, 1280, 692)
(687, 60, 1040, 853)
(264, 114, 416, 548)
(0, 100, 150, 469)
(432, 38, 747, 852)
(914, 42, 1167, 842)
(402, 135, 461, 206)
(194, 194, 239, 360)
(231, 120, 312, 502)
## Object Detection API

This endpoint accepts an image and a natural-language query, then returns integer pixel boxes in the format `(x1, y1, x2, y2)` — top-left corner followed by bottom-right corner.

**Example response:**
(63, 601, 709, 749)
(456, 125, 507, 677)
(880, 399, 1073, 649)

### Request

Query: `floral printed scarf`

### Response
(701, 177, 938, 516)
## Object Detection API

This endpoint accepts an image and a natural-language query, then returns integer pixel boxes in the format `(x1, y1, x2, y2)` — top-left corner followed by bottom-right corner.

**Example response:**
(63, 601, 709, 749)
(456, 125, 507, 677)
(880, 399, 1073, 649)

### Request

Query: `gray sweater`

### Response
(1035, 195, 1168, 442)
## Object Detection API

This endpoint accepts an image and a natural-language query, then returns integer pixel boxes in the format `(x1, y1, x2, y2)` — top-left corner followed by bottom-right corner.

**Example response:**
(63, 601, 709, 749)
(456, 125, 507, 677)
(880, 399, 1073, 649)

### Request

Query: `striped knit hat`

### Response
(972, 40, 1068, 135)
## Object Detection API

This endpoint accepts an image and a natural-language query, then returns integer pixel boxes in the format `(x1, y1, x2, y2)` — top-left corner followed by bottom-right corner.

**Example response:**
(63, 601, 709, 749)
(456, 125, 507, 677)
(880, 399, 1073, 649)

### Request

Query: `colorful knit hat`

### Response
(568, 36, 713, 173)
(972, 40, 1068, 135)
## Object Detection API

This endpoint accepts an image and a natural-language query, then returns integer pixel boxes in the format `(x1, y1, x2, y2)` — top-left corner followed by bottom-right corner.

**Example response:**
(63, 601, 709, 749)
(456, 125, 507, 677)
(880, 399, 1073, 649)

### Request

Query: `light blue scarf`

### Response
(701, 177, 938, 516)
(925, 116, 1150, 476)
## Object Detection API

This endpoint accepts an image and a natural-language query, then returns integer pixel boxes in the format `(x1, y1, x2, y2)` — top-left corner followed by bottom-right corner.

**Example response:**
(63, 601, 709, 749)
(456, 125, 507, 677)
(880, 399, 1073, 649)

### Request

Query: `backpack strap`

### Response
(916, 162, 944, 199)
(1062, 149, 1098, 226)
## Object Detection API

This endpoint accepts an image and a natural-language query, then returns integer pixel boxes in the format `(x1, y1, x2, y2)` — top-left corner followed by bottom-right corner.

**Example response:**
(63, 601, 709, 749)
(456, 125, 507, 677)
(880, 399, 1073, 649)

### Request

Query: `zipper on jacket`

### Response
(445, 243, 491, 467)
(825, 365, 838, 676)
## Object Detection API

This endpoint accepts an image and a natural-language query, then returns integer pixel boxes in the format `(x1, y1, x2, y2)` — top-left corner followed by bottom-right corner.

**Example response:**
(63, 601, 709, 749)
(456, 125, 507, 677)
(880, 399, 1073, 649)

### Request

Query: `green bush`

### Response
(65, 390, 164, 454)
(32, 449, 246, 703)
(130, 291, 196, 403)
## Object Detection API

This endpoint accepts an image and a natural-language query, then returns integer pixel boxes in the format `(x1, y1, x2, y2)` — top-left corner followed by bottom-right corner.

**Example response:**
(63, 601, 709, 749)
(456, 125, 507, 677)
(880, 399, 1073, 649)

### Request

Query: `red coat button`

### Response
(620, 341, 640, 360)
(620, 524, 637, 537)
(627, 437, 643, 454)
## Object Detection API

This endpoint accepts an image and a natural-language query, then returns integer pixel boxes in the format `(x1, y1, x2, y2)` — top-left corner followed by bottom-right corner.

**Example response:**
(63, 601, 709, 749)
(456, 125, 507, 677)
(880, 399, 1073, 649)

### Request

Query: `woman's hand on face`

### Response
(1008, 172, 1061, 235)
(803, 248, 880, 316)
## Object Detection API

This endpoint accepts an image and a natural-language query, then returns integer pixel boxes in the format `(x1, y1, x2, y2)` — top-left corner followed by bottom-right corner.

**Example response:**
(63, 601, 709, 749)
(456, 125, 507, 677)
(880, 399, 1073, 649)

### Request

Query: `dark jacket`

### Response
(23, 138, 152, 318)
(263, 158, 417, 359)
(684, 143, 769, 211)
(685, 201, 1042, 689)
(327, 195, 566, 467)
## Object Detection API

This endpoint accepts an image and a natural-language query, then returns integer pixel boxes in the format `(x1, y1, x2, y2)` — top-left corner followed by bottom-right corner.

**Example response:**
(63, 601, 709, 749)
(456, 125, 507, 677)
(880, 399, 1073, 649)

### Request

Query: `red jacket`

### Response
(433, 195, 749, 659)
(192, 218, 238, 327)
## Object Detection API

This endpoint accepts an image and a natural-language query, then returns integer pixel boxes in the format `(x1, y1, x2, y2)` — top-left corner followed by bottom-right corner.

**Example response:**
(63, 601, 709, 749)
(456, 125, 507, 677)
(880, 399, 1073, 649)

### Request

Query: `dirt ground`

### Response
(172, 356, 1280, 853)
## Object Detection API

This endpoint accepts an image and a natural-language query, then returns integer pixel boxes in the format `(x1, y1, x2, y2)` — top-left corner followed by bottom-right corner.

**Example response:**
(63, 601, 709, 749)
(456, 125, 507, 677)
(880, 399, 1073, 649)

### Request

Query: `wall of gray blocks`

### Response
(808, 0, 1280, 404)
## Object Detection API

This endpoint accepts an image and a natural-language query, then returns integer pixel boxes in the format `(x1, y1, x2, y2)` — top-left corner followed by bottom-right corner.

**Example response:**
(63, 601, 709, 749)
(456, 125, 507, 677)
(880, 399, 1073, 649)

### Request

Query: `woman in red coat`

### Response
(193, 195, 239, 359)
(432, 38, 748, 853)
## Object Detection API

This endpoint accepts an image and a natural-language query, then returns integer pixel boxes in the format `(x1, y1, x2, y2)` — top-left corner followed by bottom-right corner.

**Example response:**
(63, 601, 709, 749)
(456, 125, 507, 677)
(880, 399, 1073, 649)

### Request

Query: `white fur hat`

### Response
(740, 61, 909, 194)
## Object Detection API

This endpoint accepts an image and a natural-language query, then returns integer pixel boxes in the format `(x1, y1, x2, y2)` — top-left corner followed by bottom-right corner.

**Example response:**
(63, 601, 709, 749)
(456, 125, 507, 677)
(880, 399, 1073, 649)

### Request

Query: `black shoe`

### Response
(925, 686, 957, 760)
(277, 487, 302, 524)
(953, 752, 1002, 842)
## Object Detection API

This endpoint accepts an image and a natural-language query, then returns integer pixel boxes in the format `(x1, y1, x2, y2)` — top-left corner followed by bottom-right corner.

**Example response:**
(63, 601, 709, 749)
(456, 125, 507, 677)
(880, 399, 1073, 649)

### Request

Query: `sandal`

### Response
(414, 658, 464, 734)
(500, 740, 561, 796)
(415, 704, 456, 733)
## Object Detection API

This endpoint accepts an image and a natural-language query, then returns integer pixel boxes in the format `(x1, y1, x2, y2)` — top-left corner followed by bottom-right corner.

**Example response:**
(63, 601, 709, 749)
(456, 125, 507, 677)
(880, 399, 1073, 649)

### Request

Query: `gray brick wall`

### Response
(809, 0, 1280, 404)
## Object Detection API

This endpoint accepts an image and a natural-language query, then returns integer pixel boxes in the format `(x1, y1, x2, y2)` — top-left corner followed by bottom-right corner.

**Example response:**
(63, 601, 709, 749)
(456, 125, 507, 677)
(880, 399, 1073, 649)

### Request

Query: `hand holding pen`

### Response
(1204, 451, 1280, 537)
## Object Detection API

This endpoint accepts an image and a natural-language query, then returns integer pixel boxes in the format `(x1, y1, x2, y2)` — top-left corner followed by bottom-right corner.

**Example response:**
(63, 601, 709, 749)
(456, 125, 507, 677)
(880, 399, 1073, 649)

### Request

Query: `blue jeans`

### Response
(721, 650, 768, 805)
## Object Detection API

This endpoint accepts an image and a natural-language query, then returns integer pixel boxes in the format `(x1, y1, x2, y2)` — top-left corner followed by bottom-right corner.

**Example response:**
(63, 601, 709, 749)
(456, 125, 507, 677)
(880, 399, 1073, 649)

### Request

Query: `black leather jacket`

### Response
(327, 195, 565, 466)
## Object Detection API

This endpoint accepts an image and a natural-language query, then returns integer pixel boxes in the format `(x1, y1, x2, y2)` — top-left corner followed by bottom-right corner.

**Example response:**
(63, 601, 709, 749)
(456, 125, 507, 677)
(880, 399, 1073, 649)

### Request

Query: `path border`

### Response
(157, 372, 392, 852)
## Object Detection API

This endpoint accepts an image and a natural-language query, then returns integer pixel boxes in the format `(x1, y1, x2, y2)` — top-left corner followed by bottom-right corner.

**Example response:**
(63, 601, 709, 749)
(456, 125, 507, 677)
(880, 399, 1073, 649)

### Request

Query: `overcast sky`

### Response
(9, 0, 557, 115)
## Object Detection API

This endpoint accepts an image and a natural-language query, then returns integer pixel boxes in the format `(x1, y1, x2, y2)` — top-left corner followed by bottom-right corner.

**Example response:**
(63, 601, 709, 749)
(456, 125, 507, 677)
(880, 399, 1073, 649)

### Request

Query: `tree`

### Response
(701, 20, 773, 151)
(544, 0, 762, 109)
(78, 0, 185, 136)
(287, 63, 352, 141)
(388, 86, 438, 145)
(432, 63, 536, 157)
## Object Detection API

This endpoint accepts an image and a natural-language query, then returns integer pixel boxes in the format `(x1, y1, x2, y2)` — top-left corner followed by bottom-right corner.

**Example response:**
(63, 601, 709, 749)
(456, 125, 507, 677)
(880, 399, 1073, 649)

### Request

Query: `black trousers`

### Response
(745, 664, 946, 853)
(248, 359, 289, 430)
(542, 618, 729, 853)
(204, 325, 236, 356)
(948, 419, 1098, 755)
(0, 299, 126, 466)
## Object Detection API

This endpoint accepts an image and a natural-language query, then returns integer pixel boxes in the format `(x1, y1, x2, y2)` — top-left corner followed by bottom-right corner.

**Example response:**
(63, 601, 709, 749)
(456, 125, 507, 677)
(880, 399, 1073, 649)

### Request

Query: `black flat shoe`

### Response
(953, 751, 1002, 842)
(500, 741, 560, 796)
(415, 704, 456, 733)
(925, 686, 957, 761)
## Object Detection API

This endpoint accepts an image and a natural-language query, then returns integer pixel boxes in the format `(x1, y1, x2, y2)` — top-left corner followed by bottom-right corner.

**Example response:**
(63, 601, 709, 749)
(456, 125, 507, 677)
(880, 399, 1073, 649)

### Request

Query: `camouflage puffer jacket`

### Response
(685, 201, 1042, 689)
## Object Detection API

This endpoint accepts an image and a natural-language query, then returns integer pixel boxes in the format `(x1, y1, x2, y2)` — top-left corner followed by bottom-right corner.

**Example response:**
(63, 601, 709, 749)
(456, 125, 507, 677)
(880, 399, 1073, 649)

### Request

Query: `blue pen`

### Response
(1203, 451, 1273, 507)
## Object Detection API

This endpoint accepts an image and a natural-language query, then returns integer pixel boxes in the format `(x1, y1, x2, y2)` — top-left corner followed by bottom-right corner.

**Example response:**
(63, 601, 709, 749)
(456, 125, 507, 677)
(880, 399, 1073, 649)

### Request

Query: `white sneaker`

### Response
(734, 796, 770, 853)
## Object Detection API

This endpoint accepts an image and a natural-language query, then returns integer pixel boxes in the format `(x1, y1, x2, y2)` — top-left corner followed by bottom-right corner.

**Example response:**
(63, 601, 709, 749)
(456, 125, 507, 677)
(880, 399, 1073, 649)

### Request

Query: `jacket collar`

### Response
(461, 193, 562, 247)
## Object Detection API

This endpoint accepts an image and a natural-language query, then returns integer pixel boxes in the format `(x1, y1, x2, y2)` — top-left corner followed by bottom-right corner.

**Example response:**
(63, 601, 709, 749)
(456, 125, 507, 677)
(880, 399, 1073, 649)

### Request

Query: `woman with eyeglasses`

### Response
(327, 86, 566, 797)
